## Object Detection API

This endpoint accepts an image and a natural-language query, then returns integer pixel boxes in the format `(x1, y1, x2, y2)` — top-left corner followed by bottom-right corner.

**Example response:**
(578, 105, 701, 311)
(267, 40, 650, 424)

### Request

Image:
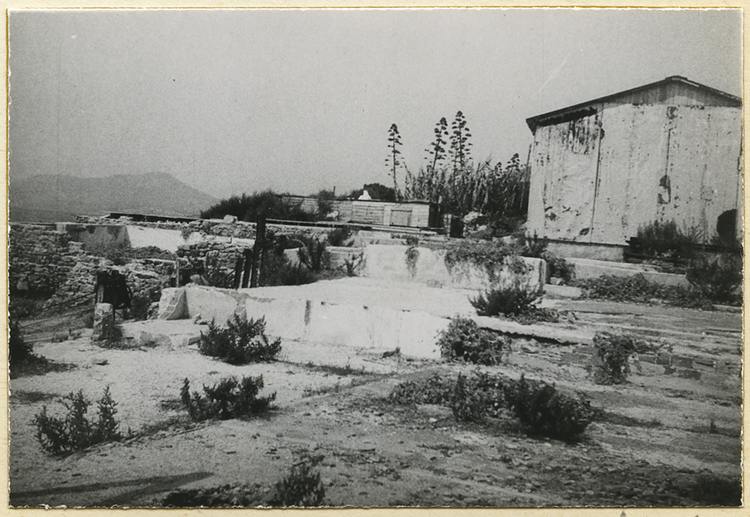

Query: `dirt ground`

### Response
(8, 293, 743, 508)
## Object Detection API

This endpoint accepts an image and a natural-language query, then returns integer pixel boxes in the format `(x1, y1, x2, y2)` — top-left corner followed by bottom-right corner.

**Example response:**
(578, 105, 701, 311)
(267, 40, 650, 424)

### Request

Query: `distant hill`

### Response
(9, 172, 219, 222)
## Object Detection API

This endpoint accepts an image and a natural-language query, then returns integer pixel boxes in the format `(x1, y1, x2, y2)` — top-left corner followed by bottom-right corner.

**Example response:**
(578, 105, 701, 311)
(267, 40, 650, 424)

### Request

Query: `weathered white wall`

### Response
(527, 113, 601, 241)
(528, 104, 742, 246)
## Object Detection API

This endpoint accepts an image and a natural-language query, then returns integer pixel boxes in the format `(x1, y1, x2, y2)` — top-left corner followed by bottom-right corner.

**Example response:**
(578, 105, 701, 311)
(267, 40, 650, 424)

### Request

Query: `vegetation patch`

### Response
(505, 375, 593, 442)
(471, 283, 559, 324)
(268, 453, 326, 507)
(541, 250, 575, 283)
(684, 472, 742, 506)
(443, 239, 526, 281)
(163, 483, 264, 508)
(592, 332, 646, 385)
(162, 452, 325, 508)
(33, 387, 123, 455)
(686, 255, 742, 306)
(180, 376, 276, 422)
(390, 372, 593, 442)
(574, 274, 717, 309)
(199, 315, 282, 365)
(326, 226, 353, 247)
(437, 317, 510, 366)
(630, 220, 699, 261)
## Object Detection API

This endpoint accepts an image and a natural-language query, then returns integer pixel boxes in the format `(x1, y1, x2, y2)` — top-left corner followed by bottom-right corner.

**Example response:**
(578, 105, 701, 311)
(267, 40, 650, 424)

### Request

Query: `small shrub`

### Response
(522, 232, 548, 258)
(593, 332, 641, 384)
(269, 453, 326, 507)
(98, 323, 126, 349)
(199, 315, 282, 365)
(326, 226, 352, 247)
(541, 250, 575, 283)
(632, 220, 700, 260)
(342, 254, 363, 276)
(180, 376, 276, 422)
(297, 237, 330, 272)
(505, 375, 593, 442)
(9, 319, 34, 368)
(389, 373, 456, 406)
(437, 317, 510, 366)
(33, 387, 122, 455)
(686, 255, 742, 305)
(472, 282, 558, 324)
(130, 286, 162, 321)
(472, 282, 541, 316)
(451, 373, 487, 423)
(260, 246, 317, 286)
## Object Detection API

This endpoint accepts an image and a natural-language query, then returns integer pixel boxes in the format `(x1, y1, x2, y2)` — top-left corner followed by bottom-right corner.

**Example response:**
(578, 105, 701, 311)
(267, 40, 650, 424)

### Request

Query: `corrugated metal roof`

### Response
(526, 76, 741, 132)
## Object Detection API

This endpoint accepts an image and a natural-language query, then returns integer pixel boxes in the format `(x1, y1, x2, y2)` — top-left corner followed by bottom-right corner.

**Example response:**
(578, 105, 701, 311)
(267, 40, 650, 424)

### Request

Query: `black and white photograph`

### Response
(7, 7, 744, 508)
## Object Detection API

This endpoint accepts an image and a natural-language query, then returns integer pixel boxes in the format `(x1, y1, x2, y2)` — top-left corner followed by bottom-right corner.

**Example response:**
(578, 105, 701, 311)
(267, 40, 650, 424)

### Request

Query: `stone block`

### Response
(92, 303, 114, 341)
(157, 288, 188, 320)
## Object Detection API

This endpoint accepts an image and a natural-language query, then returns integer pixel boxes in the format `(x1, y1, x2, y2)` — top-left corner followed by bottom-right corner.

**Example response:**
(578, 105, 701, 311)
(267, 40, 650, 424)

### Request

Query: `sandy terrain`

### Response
(8, 295, 742, 508)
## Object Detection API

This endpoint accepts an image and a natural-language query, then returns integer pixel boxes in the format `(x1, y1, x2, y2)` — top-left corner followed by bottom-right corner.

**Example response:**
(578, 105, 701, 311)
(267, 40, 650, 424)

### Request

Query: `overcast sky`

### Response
(8, 8, 742, 199)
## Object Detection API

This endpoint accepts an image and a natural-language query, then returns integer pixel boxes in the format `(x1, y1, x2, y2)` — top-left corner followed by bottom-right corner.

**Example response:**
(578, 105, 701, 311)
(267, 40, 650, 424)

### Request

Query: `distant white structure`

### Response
(358, 189, 372, 201)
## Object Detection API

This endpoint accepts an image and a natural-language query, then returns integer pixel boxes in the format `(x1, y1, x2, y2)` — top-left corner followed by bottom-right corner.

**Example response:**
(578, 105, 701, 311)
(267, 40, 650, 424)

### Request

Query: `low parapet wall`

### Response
(157, 280, 481, 358)
(362, 244, 546, 290)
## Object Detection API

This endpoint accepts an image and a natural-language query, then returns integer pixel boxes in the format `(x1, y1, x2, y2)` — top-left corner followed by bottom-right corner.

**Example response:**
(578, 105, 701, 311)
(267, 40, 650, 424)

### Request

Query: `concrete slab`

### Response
(120, 320, 206, 349)
(475, 316, 594, 346)
(568, 257, 690, 287)
(157, 278, 476, 358)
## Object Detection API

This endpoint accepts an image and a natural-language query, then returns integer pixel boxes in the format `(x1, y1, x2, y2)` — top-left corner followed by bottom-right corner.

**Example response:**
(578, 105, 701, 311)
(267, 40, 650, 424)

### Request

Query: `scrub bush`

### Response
(686, 255, 742, 306)
(542, 250, 575, 283)
(326, 226, 352, 247)
(450, 373, 488, 423)
(269, 453, 326, 507)
(389, 372, 592, 442)
(297, 237, 330, 272)
(199, 315, 281, 365)
(33, 387, 122, 455)
(505, 375, 593, 442)
(592, 332, 639, 384)
(633, 220, 699, 260)
(180, 376, 276, 422)
(471, 283, 559, 324)
(437, 317, 510, 365)
(471, 282, 542, 317)
(9, 319, 34, 368)
(521, 232, 548, 258)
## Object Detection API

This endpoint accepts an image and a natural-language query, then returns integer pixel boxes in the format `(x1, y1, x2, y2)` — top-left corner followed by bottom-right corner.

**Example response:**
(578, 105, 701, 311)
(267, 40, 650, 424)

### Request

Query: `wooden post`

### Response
(233, 256, 244, 289)
(250, 213, 266, 288)
(241, 248, 252, 288)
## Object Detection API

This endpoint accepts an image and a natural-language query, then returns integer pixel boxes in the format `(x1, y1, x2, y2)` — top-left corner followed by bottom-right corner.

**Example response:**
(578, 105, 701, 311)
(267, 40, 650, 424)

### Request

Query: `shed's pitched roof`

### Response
(526, 76, 741, 132)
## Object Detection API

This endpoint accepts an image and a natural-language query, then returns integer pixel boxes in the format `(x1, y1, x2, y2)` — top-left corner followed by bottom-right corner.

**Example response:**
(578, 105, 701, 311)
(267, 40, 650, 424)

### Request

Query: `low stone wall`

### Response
(158, 284, 449, 358)
(362, 244, 546, 290)
(10, 222, 176, 310)
(9, 224, 86, 295)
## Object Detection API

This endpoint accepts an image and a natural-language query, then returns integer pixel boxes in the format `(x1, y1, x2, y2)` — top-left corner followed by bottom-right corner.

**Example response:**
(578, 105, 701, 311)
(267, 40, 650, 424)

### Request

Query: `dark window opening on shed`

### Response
(716, 209, 737, 243)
